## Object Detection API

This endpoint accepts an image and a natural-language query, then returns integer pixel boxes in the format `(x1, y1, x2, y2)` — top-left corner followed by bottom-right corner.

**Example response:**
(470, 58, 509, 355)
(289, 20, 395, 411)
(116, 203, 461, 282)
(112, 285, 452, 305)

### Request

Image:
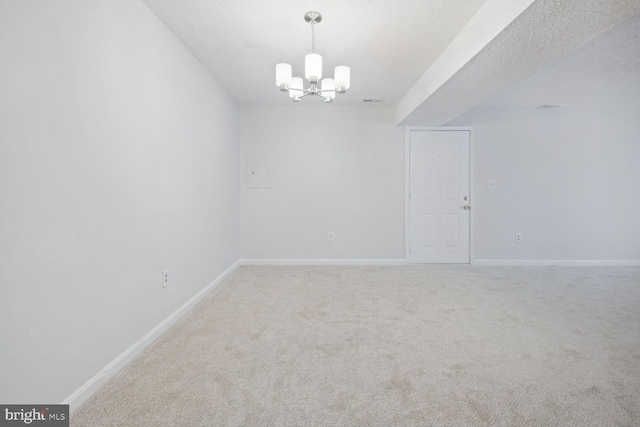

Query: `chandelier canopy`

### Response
(275, 11, 350, 103)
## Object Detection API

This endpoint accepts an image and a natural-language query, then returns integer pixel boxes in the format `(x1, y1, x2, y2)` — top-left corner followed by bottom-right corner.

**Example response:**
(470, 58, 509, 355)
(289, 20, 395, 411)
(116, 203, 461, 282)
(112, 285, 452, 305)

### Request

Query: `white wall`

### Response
(240, 106, 405, 261)
(0, 0, 239, 404)
(448, 107, 640, 262)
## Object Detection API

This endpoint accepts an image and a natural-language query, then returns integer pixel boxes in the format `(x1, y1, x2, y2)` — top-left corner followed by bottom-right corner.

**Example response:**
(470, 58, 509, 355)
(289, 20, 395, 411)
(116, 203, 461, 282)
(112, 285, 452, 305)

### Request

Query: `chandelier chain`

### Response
(311, 22, 316, 54)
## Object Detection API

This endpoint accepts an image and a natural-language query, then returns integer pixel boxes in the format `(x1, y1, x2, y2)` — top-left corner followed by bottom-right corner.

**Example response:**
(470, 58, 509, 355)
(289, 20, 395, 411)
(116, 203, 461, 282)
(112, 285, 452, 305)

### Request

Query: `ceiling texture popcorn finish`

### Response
(142, 0, 640, 122)
(480, 14, 640, 110)
(397, 0, 640, 125)
(141, 0, 487, 105)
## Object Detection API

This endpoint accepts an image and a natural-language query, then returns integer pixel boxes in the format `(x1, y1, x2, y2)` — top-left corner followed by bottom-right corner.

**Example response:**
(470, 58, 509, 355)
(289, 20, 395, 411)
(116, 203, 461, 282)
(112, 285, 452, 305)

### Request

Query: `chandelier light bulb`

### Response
(276, 63, 292, 90)
(335, 66, 350, 93)
(321, 78, 336, 102)
(305, 54, 322, 84)
(289, 77, 303, 100)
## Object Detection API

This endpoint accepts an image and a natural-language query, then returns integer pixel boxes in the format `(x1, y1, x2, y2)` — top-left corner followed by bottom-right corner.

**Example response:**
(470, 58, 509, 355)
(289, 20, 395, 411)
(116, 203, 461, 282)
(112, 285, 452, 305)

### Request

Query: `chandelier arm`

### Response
(317, 93, 332, 103)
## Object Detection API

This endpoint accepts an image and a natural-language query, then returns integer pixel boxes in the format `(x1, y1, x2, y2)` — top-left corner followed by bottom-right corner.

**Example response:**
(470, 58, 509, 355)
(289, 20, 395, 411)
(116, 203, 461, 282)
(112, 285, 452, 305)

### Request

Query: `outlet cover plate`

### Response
(163, 269, 169, 288)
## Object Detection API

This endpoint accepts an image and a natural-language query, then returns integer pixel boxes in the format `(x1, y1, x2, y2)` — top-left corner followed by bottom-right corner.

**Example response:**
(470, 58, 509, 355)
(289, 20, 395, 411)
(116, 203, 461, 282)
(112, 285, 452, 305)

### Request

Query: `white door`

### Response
(409, 130, 470, 263)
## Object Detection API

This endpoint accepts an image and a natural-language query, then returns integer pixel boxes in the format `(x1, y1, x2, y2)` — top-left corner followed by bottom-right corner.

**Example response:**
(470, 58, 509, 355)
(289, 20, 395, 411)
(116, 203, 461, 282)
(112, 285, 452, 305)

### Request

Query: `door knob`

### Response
(463, 205, 471, 210)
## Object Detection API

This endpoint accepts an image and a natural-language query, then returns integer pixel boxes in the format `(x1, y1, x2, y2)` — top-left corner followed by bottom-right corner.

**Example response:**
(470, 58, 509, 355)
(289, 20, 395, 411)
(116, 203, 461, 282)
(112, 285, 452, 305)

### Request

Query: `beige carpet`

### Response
(71, 265, 640, 426)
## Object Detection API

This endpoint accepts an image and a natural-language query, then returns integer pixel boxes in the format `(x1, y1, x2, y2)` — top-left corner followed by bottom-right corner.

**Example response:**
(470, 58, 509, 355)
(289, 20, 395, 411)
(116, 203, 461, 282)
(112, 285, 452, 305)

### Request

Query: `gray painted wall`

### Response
(240, 106, 405, 260)
(449, 107, 640, 261)
(0, 0, 239, 403)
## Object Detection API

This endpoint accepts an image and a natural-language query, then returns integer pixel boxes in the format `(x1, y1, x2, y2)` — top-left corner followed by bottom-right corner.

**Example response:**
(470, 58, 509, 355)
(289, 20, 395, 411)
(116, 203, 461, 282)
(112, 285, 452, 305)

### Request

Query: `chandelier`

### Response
(275, 11, 350, 103)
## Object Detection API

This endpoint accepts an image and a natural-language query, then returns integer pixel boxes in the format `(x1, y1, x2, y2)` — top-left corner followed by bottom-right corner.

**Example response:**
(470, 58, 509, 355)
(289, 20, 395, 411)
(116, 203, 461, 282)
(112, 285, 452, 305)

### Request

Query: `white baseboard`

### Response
(474, 259, 640, 266)
(63, 260, 241, 413)
(240, 259, 409, 266)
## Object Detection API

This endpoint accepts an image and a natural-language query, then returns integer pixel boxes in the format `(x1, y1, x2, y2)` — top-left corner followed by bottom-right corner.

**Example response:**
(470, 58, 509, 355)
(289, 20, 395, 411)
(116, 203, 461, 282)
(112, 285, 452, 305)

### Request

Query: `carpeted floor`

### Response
(71, 265, 640, 426)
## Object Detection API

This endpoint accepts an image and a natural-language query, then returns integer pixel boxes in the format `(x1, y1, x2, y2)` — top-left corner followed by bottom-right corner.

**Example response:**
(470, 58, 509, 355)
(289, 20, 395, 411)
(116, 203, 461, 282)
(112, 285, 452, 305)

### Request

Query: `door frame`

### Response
(404, 126, 476, 264)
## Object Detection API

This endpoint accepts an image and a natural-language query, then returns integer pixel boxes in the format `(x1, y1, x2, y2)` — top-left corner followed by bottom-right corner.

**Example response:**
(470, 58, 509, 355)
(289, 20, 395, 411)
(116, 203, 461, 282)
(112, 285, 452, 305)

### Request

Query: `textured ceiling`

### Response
(398, 0, 640, 125)
(142, 0, 640, 119)
(480, 14, 640, 109)
(141, 0, 487, 105)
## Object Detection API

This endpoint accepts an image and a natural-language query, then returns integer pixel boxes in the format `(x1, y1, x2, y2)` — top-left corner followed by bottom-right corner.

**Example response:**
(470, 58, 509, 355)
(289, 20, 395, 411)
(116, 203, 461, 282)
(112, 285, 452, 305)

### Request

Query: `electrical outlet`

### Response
(488, 179, 498, 189)
(328, 232, 335, 242)
(515, 233, 522, 242)
(163, 269, 169, 288)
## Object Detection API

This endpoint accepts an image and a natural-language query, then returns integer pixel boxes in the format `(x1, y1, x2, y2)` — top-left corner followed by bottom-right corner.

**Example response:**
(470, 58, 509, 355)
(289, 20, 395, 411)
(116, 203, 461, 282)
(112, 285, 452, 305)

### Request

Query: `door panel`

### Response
(445, 160, 459, 200)
(410, 130, 470, 263)
(420, 213, 436, 248)
(444, 214, 459, 248)
(422, 161, 437, 200)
